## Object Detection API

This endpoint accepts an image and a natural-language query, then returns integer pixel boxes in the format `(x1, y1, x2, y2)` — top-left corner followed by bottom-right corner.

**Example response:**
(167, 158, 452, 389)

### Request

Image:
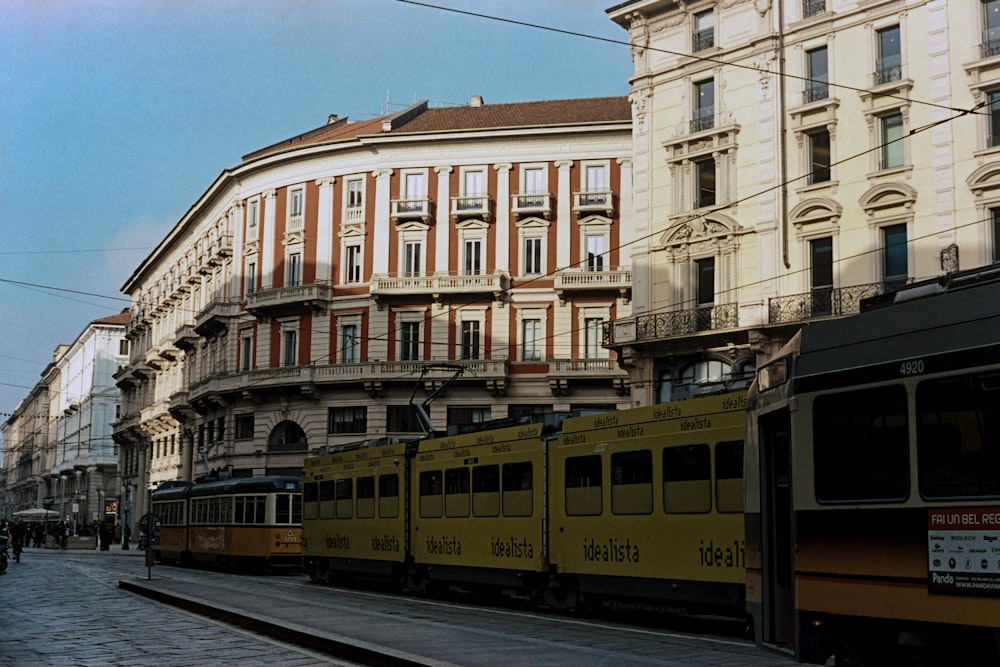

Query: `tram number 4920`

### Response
(900, 359, 925, 376)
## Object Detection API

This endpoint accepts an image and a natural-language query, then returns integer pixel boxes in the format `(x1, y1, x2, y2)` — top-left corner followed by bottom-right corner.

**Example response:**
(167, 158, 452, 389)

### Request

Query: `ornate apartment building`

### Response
(112, 96, 634, 515)
(606, 0, 1000, 402)
(1, 313, 129, 526)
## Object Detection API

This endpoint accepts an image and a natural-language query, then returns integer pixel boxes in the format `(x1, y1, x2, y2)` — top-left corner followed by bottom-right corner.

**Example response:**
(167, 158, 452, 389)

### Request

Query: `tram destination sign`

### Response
(927, 508, 1000, 596)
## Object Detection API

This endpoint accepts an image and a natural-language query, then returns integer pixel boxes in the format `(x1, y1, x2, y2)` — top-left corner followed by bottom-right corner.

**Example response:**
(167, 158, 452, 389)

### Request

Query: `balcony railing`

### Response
(604, 303, 739, 346)
(690, 108, 715, 134)
(984, 31, 1000, 58)
(246, 281, 333, 316)
(194, 298, 242, 336)
(802, 0, 825, 18)
(802, 82, 829, 104)
(450, 195, 492, 220)
(390, 197, 432, 221)
(572, 191, 614, 217)
(874, 57, 902, 85)
(692, 28, 714, 51)
(345, 205, 365, 224)
(554, 268, 631, 303)
(370, 272, 508, 301)
(287, 214, 304, 232)
(767, 282, 891, 324)
(511, 192, 552, 218)
(548, 358, 628, 378)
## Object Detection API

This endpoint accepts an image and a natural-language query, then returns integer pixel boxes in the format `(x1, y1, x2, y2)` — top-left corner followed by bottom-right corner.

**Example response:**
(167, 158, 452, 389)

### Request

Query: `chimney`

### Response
(470, 95, 484, 107)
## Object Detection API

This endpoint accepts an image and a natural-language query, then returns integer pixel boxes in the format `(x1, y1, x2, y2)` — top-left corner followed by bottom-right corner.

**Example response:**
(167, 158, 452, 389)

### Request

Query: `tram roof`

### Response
(793, 268, 1000, 389)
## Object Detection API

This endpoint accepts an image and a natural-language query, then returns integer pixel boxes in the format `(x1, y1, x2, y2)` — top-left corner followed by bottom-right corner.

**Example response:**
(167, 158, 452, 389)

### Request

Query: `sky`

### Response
(0, 0, 634, 427)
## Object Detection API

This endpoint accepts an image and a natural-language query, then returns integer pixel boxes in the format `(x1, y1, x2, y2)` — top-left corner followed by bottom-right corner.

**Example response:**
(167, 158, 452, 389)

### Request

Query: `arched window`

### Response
(268, 421, 307, 453)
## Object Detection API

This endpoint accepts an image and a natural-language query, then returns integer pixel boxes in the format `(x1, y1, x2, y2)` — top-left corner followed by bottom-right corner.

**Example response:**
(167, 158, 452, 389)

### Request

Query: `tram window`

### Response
(611, 450, 652, 515)
(419, 470, 443, 518)
(565, 455, 602, 516)
(292, 493, 302, 524)
(336, 479, 353, 519)
(715, 440, 744, 513)
(303, 482, 319, 520)
(357, 476, 375, 519)
(445, 467, 471, 517)
(813, 385, 909, 502)
(379, 473, 400, 518)
(319, 480, 335, 519)
(663, 444, 711, 513)
(502, 461, 533, 517)
(918, 374, 1000, 499)
(235, 496, 266, 524)
(473, 464, 500, 517)
(220, 497, 233, 524)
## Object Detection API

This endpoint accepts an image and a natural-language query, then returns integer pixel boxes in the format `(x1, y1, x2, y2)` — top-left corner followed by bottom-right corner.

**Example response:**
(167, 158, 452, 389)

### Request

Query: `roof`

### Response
(242, 96, 630, 161)
(91, 311, 131, 327)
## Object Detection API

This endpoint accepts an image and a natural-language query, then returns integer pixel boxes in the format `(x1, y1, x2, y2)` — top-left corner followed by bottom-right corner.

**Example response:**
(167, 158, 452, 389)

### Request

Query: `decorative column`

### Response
(434, 166, 453, 274)
(494, 163, 512, 273)
(261, 189, 277, 289)
(372, 169, 393, 275)
(555, 161, 573, 270)
(315, 177, 336, 282)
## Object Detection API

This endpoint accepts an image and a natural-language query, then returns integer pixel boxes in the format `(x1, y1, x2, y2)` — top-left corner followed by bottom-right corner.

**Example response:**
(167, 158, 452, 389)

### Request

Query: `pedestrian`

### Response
(122, 523, 132, 550)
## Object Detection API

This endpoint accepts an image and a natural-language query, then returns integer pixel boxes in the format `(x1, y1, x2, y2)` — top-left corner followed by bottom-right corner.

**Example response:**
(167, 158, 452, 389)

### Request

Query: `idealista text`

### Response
(583, 537, 640, 563)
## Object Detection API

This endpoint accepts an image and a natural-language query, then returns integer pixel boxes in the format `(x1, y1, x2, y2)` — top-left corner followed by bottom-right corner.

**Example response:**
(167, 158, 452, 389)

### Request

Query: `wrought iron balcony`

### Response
(802, 82, 829, 104)
(874, 58, 902, 85)
(603, 302, 739, 346)
(802, 0, 825, 18)
(511, 192, 552, 218)
(689, 109, 715, 134)
(572, 191, 614, 217)
(390, 197, 432, 222)
(983, 31, 1000, 59)
(692, 28, 714, 51)
(767, 282, 892, 324)
(246, 281, 333, 317)
(450, 194, 492, 220)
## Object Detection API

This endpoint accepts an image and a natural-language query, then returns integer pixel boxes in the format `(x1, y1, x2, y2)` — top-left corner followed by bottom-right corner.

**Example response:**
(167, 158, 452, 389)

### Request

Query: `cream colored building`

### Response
(606, 0, 1000, 402)
(112, 96, 635, 515)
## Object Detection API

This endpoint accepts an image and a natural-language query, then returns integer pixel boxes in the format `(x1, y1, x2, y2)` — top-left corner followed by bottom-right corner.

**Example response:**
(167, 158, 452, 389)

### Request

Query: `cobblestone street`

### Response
(0, 547, 345, 666)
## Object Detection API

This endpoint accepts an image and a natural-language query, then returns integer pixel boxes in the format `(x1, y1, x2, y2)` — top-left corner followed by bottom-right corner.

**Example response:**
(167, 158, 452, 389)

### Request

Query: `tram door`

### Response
(758, 408, 794, 645)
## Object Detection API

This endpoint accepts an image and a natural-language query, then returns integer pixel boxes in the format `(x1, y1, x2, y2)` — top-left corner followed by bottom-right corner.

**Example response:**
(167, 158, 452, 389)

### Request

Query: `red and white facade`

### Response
(113, 96, 634, 510)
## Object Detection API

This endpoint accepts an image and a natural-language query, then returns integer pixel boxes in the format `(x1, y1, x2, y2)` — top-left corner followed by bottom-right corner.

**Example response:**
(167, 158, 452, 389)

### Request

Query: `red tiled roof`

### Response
(92, 311, 131, 326)
(241, 96, 630, 161)
(391, 97, 631, 134)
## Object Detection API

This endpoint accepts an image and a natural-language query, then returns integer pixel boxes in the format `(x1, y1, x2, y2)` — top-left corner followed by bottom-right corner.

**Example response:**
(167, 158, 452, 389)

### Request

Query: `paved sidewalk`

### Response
(0, 547, 345, 666)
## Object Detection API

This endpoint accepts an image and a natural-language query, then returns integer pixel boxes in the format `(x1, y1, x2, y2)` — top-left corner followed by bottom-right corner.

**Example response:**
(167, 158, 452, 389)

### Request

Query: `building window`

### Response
(246, 198, 259, 242)
(328, 406, 366, 434)
(288, 186, 304, 230)
(234, 414, 254, 440)
(583, 164, 607, 205)
(692, 79, 715, 133)
(584, 318, 603, 359)
(463, 239, 483, 275)
(695, 157, 716, 208)
(345, 177, 364, 223)
(524, 167, 545, 202)
(387, 405, 422, 433)
(808, 129, 831, 184)
(522, 319, 542, 361)
(245, 261, 256, 295)
(692, 9, 713, 51)
(810, 237, 834, 316)
(287, 252, 302, 286)
(403, 241, 422, 277)
(458, 169, 486, 212)
(240, 332, 253, 371)
(803, 0, 825, 18)
(804, 46, 829, 103)
(282, 329, 298, 367)
(990, 91, 1000, 148)
(447, 406, 490, 429)
(696, 257, 715, 331)
(400, 172, 427, 213)
(986, 0, 1000, 58)
(882, 224, 908, 290)
(461, 320, 481, 360)
(876, 25, 901, 85)
(344, 243, 362, 284)
(340, 323, 358, 363)
(118, 339, 129, 356)
(524, 237, 543, 275)
(880, 113, 904, 169)
(993, 208, 1000, 263)
(586, 234, 605, 272)
(400, 321, 420, 361)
